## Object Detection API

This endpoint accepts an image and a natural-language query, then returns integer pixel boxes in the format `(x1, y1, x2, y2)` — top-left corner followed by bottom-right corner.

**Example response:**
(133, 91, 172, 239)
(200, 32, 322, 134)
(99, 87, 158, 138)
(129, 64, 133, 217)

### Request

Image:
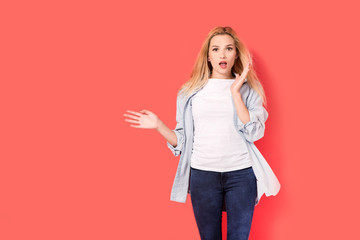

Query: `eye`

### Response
(227, 47, 233, 51)
(212, 48, 218, 51)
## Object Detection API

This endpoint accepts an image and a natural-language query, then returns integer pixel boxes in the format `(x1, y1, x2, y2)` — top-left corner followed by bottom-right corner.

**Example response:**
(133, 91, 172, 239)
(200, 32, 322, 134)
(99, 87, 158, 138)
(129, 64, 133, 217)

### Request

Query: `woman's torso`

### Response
(190, 78, 252, 172)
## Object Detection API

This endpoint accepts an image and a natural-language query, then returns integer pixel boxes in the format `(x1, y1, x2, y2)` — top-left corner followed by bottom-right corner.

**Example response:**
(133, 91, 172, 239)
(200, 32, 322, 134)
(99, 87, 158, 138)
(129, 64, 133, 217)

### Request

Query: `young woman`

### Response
(124, 26, 280, 240)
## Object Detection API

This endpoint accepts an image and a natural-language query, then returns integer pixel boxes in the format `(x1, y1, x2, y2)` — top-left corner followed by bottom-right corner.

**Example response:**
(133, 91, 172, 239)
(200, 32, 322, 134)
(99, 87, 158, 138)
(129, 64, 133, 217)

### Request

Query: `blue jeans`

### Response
(189, 166, 257, 240)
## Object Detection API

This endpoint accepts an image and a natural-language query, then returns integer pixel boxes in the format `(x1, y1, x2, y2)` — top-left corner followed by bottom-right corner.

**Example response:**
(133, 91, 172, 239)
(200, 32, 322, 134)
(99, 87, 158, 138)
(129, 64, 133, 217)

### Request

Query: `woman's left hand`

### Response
(230, 57, 252, 93)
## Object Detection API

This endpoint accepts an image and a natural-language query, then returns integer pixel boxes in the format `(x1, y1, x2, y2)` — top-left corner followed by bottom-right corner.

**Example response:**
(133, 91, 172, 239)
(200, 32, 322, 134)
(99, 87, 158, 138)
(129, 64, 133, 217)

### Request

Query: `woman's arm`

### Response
(232, 87, 269, 142)
(123, 93, 186, 156)
(156, 120, 178, 148)
(124, 109, 178, 148)
(164, 93, 186, 156)
(231, 90, 250, 126)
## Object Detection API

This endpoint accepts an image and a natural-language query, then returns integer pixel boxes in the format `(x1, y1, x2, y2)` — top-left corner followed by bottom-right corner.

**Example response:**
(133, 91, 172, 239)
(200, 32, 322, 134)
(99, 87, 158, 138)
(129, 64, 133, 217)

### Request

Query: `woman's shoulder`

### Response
(175, 90, 188, 107)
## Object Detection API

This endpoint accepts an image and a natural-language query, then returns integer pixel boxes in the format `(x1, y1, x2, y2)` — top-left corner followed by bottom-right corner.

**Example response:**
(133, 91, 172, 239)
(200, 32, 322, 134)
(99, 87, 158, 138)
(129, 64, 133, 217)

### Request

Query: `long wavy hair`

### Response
(178, 26, 267, 107)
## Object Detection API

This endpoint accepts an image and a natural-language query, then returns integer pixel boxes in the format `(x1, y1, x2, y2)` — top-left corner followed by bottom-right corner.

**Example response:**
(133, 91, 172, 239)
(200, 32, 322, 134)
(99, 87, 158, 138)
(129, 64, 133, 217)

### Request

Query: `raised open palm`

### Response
(123, 109, 160, 129)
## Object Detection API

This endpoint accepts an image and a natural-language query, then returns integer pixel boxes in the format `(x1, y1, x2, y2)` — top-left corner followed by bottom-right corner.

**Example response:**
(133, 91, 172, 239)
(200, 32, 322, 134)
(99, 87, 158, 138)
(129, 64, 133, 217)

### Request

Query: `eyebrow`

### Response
(211, 44, 234, 48)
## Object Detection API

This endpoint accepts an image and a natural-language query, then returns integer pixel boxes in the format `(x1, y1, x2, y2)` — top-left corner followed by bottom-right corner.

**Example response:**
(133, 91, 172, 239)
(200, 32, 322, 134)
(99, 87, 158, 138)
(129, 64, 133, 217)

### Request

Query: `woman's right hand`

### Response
(123, 109, 162, 130)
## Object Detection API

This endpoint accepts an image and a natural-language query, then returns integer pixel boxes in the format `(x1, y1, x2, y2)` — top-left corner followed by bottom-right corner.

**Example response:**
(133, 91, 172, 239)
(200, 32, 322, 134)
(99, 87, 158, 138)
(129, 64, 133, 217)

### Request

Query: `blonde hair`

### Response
(178, 26, 267, 107)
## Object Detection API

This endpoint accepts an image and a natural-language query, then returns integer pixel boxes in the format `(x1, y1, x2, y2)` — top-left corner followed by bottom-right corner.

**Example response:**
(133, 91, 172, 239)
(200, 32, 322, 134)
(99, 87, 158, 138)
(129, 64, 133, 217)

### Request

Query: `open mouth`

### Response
(219, 61, 227, 69)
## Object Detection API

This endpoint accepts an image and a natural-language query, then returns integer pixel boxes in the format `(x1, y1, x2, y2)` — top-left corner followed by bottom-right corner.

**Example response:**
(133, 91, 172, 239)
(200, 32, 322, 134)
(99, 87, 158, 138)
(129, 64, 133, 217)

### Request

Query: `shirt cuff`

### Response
(166, 130, 183, 156)
(236, 111, 257, 131)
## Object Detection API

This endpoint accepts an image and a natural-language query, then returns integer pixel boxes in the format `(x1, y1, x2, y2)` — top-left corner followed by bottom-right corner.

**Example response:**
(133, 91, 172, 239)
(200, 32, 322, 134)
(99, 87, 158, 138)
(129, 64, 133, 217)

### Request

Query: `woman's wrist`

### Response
(156, 119, 164, 131)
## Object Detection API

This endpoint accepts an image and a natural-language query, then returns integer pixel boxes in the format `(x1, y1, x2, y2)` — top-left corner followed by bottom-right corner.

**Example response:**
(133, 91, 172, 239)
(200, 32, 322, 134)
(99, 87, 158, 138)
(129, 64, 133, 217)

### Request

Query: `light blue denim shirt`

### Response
(167, 79, 281, 206)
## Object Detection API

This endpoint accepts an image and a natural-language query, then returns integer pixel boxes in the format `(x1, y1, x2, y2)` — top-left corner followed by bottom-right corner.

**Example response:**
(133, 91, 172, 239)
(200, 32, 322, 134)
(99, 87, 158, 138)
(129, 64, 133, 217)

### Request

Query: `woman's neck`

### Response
(209, 72, 235, 79)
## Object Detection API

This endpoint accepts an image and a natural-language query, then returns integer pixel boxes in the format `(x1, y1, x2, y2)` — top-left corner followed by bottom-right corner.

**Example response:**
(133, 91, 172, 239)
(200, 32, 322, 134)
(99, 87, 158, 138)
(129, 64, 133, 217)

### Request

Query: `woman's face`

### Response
(208, 34, 238, 79)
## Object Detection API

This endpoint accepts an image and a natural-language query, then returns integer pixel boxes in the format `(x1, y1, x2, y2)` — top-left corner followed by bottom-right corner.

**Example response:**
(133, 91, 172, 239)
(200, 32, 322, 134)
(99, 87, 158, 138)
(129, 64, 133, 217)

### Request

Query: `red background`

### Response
(1, 0, 360, 239)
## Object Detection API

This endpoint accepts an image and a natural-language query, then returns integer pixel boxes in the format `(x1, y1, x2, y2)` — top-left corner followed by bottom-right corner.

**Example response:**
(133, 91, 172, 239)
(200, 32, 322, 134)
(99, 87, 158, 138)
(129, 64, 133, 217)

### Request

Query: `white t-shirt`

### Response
(190, 78, 252, 172)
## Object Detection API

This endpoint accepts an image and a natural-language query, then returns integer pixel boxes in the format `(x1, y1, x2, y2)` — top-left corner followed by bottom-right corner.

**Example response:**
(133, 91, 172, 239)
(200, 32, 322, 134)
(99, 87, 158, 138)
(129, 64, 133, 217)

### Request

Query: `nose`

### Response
(220, 50, 226, 59)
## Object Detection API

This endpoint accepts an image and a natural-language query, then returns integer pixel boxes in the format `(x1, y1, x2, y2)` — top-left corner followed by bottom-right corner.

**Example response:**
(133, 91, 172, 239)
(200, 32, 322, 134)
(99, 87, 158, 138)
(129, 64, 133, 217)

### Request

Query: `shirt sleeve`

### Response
(236, 87, 269, 143)
(166, 94, 186, 156)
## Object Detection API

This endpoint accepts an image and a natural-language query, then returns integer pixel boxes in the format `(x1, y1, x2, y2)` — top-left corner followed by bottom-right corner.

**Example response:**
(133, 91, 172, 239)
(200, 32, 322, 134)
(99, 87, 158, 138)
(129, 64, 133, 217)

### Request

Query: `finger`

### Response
(125, 119, 140, 124)
(249, 59, 252, 66)
(247, 53, 252, 66)
(140, 109, 149, 114)
(126, 110, 143, 116)
(123, 114, 139, 120)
